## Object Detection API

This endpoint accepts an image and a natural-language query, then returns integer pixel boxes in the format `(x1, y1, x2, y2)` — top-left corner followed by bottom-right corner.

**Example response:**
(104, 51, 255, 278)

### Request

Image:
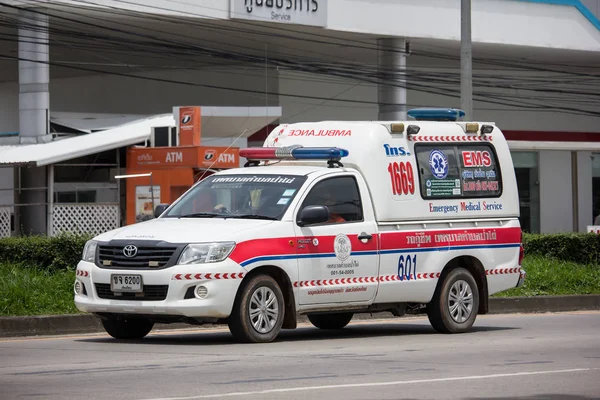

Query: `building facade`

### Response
(0, 0, 599, 235)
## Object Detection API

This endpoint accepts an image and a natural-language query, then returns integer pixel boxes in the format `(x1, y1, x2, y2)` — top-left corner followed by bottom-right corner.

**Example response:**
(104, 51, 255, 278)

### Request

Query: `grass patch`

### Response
(494, 255, 600, 297)
(0, 255, 599, 316)
(0, 263, 79, 316)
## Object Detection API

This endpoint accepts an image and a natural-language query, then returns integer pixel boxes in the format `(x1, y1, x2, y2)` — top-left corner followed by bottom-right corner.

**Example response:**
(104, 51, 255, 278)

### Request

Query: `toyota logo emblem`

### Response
(123, 245, 138, 258)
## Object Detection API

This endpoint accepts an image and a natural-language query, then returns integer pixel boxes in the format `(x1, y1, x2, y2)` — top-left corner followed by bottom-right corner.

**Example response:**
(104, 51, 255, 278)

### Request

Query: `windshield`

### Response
(163, 174, 307, 220)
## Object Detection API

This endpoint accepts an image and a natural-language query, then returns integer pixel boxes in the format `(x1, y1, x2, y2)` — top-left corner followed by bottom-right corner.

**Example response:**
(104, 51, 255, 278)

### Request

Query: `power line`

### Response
(1, 1, 599, 117)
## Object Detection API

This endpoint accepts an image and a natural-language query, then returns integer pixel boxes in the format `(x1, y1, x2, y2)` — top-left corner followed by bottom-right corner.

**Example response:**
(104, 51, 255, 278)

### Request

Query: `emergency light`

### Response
(240, 146, 349, 161)
(240, 146, 349, 168)
(407, 108, 466, 122)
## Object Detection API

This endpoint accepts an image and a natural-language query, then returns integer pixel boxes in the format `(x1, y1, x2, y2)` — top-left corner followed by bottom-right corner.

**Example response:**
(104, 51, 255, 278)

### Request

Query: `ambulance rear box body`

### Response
(74, 110, 525, 343)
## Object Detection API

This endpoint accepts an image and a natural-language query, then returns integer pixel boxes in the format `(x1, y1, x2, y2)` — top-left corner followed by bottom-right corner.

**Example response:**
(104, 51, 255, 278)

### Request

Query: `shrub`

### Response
(523, 232, 600, 265)
(0, 234, 91, 271)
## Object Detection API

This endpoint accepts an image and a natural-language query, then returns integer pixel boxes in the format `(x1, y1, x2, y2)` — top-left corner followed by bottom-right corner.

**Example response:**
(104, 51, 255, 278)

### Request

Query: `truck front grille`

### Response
(95, 283, 168, 301)
(98, 246, 178, 268)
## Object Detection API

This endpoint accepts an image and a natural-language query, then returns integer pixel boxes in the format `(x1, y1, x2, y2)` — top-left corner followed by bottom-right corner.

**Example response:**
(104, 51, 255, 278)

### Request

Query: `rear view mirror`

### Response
(154, 203, 170, 218)
(297, 205, 330, 226)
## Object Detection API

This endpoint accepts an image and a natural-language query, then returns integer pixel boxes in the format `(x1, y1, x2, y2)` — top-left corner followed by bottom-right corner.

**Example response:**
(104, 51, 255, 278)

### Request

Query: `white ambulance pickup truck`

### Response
(74, 108, 525, 343)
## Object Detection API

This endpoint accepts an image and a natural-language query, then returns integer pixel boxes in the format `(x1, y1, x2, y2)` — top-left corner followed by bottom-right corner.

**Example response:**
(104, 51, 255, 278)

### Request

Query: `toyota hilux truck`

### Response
(74, 108, 525, 343)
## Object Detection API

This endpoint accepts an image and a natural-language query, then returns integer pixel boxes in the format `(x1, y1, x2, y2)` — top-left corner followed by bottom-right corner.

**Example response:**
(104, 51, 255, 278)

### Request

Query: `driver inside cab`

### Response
(193, 190, 227, 213)
(322, 190, 345, 224)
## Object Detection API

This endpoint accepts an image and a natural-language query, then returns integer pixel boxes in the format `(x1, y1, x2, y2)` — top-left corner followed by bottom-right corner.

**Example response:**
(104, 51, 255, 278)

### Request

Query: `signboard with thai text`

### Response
(230, 0, 327, 27)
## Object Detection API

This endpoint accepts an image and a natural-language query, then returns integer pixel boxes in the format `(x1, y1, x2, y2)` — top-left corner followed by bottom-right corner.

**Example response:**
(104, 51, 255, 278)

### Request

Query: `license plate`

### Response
(110, 274, 143, 293)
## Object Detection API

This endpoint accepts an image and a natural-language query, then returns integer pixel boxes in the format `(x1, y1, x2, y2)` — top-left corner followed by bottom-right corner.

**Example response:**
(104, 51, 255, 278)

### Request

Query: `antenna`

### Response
(195, 128, 248, 183)
(265, 43, 268, 132)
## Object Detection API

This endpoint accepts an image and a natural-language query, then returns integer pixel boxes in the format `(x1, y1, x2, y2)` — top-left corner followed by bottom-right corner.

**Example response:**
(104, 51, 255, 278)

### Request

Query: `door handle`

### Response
(358, 232, 373, 241)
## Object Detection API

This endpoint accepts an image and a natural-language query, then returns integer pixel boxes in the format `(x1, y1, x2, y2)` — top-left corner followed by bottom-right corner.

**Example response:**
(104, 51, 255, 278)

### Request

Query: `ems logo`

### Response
(181, 114, 192, 125)
(334, 234, 351, 261)
(204, 150, 215, 161)
(429, 149, 449, 179)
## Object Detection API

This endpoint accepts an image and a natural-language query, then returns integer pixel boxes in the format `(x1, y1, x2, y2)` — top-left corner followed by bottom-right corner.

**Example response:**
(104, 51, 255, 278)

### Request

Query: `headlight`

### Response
(178, 242, 236, 265)
(82, 240, 98, 262)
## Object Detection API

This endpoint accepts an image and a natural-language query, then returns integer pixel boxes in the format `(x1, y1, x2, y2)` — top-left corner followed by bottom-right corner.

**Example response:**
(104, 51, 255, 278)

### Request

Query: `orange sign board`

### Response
(128, 146, 239, 169)
(198, 147, 239, 168)
(178, 106, 201, 146)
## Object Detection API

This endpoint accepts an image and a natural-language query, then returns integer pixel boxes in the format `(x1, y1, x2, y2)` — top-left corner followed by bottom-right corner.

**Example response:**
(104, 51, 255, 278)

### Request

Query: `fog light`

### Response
(74, 280, 83, 295)
(195, 285, 209, 299)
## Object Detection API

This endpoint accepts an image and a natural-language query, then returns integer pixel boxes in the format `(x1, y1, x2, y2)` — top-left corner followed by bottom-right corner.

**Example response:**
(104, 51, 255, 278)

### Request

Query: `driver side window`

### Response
(300, 176, 364, 224)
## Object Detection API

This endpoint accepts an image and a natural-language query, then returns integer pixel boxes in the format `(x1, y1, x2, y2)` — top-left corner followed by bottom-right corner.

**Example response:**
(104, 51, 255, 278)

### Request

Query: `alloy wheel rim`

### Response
(249, 286, 279, 334)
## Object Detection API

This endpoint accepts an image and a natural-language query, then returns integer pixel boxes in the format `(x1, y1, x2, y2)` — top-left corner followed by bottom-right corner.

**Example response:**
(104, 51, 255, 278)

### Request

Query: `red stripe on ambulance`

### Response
(380, 227, 521, 251)
(171, 272, 245, 281)
(229, 233, 379, 265)
(407, 136, 493, 142)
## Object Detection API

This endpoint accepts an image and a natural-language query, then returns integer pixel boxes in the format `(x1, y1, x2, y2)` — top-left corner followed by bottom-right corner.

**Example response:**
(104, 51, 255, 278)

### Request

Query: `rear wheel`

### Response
(101, 317, 154, 339)
(228, 275, 285, 343)
(307, 312, 354, 330)
(427, 268, 479, 334)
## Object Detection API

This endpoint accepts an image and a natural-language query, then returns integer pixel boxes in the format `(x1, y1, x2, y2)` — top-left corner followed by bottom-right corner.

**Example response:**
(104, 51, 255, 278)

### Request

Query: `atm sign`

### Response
(462, 151, 492, 167)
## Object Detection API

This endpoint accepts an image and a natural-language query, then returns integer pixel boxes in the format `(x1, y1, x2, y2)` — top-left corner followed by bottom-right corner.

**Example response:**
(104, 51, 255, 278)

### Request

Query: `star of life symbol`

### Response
(334, 234, 351, 261)
(429, 150, 449, 179)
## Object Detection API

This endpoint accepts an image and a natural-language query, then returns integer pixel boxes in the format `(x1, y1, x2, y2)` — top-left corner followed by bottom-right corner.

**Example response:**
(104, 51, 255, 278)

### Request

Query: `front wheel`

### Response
(307, 313, 354, 330)
(427, 267, 479, 334)
(228, 275, 285, 343)
(101, 317, 154, 339)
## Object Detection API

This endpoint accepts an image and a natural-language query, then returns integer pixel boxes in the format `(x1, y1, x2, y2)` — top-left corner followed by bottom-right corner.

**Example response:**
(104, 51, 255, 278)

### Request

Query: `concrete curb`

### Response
(488, 294, 600, 314)
(1, 295, 599, 338)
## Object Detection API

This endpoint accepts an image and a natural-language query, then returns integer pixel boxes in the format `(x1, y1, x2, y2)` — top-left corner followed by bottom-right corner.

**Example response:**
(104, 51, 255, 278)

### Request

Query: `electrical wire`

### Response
(0, 0, 599, 117)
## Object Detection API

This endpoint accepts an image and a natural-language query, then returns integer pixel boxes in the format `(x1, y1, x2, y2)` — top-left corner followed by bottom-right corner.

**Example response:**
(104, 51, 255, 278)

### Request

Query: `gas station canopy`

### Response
(0, 106, 282, 167)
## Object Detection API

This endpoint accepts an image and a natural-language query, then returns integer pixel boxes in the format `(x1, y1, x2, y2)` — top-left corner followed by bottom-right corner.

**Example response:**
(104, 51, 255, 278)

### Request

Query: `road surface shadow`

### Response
(77, 320, 518, 346)
(463, 396, 600, 400)
(374, 396, 599, 400)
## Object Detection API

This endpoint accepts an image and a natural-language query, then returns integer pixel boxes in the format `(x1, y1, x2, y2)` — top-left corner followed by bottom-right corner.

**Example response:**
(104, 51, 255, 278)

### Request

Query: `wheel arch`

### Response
(436, 255, 489, 315)
(238, 265, 297, 329)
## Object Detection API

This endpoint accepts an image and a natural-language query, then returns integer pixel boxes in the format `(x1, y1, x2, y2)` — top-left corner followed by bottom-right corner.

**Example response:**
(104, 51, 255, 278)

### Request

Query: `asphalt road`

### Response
(1, 312, 599, 400)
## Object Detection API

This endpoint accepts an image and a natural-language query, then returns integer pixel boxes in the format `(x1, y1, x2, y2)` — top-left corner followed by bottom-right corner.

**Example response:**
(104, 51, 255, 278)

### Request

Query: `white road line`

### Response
(140, 367, 599, 400)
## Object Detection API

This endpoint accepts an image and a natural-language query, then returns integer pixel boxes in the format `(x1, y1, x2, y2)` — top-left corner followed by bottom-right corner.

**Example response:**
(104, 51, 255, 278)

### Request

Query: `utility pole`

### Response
(460, 0, 473, 120)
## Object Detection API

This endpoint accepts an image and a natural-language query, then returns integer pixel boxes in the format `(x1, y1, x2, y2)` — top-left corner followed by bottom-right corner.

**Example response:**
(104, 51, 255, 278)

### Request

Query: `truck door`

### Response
(293, 175, 379, 305)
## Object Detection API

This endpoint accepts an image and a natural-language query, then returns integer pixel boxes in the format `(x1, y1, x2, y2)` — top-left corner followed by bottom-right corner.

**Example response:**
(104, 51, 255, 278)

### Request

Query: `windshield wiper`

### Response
(231, 214, 278, 221)
(178, 212, 222, 218)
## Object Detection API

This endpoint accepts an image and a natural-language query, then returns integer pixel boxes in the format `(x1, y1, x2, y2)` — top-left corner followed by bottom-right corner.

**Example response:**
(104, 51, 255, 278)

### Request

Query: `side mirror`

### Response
(297, 205, 330, 226)
(154, 203, 170, 218)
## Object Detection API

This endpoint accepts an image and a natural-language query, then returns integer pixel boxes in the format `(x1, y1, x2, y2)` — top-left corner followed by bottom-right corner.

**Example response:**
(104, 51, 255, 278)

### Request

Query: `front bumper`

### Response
(73, 259, 246, 319)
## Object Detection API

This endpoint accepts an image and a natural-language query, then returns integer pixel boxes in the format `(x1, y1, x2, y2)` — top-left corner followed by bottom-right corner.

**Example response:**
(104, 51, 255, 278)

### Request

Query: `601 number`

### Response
(397, 254, 417, 281)
(387, 162, 415, 196)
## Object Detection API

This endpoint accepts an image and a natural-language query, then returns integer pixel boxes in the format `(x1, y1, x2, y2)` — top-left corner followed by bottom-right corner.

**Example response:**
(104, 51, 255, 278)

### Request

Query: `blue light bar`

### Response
(407, 108, 466, 122)
(240, 146, 349, 161)
(290, 147, 349, 160)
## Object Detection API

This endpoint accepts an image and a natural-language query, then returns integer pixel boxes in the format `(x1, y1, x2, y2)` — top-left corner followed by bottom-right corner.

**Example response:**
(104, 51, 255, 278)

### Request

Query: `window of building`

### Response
(414, 144, 502, 199)
(300, 176, 363, 224)
(54, 189, 99, 204)
(511, 151, 540, 233)
(77, 190, 97, 203)
(55, 191, 76, 203)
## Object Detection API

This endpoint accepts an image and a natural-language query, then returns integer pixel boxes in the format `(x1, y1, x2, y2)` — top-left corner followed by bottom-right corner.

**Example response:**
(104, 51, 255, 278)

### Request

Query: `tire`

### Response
(101, 316, 154, 339)
(228, 275, 285, 343)
(307, 313, 354, 330)
(427, 267, 479, 334)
